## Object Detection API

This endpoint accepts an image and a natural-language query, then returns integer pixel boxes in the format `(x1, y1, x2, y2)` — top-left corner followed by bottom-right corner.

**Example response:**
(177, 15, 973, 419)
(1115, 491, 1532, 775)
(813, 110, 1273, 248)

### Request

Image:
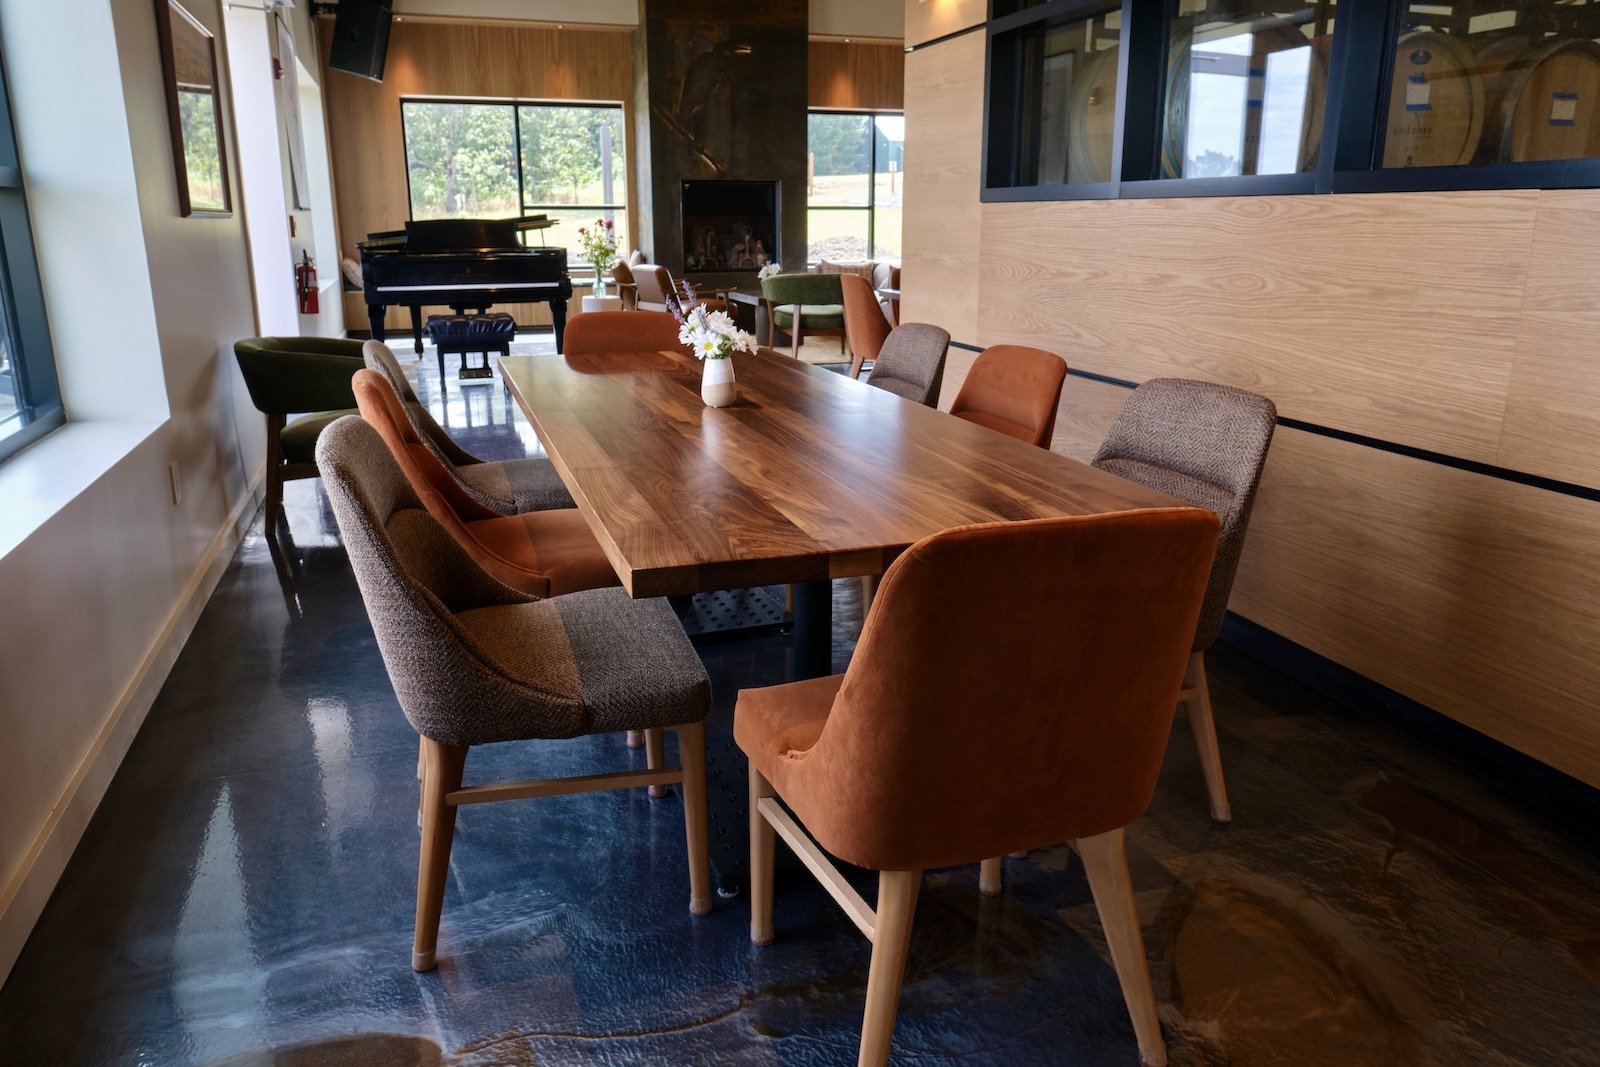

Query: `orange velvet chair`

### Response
(564, 310, 689, 356)
(737, 508, 1220, 1067)
(948, 344, 1069, 448)
(840, 273, 891, 380)
(351, 369, 619, 598)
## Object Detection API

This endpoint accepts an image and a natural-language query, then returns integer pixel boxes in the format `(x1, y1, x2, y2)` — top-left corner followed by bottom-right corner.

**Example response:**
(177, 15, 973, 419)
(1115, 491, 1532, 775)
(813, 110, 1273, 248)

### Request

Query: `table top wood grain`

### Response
(500, 347, 1188, 597)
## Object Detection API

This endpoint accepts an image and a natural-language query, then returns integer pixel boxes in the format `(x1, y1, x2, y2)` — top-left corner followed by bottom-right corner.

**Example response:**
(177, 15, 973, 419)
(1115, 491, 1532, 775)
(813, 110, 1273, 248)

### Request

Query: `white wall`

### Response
(0, 0, 261, 987)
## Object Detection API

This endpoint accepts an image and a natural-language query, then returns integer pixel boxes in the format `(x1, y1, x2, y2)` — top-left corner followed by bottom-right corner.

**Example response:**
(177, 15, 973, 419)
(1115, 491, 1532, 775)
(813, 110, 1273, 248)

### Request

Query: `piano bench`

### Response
(426, 312, 516, 387)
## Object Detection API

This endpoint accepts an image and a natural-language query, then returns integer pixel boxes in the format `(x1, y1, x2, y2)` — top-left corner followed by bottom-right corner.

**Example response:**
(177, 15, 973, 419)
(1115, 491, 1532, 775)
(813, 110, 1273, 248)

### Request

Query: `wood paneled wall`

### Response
(320, 20, 633, 330)
(904, 0, 984, 47)
(809, 40, 905, 110)
(903, 6, 1600, 787)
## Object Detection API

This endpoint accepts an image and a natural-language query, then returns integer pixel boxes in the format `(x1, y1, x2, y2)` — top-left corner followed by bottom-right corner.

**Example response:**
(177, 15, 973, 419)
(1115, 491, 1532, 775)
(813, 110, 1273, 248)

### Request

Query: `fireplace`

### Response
(681, 180, 778, 274)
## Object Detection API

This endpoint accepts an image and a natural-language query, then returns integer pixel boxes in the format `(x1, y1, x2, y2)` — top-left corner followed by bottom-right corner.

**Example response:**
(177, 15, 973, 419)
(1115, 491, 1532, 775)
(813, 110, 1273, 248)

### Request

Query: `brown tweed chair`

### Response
(865, 323, 951, 408)
(353, 369, 619, 599)
(840, 273, 891, 380)
(948, 344, 1069, 448)
(1091, 377, 1278, 823)
(317, 415, 713, 973)
(564, 310, 689, 356)
(233, 336, 363, 538)
(362, 340, 573, 514)
(737, 509, 1219, 1067)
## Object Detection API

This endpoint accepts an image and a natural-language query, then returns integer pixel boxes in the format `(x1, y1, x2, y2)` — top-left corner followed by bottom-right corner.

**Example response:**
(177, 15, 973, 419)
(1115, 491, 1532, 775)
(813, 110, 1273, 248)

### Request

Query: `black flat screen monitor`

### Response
(329, 0, 392, 82)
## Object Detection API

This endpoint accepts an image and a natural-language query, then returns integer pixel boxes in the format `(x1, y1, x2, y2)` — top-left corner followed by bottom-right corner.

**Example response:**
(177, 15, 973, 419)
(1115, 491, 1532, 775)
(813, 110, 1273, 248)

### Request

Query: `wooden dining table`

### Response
(499, 346, 1188, 677)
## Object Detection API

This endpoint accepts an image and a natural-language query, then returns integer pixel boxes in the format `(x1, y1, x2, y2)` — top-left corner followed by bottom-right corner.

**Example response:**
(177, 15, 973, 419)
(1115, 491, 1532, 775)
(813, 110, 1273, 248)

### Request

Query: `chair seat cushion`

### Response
(733, 674, 843, 778)
(452, 588, 710, 741)
(468, 509, 619, 598)
(772, 305, 845, 330)
(426, 312, 517, 340)
(283, 409, 358, 465)
(458, 458, 576, 514)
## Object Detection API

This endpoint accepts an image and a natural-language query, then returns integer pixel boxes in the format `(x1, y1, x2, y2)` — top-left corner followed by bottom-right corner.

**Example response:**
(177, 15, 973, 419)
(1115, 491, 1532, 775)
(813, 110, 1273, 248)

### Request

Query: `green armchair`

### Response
(233, 336, 363, 536)
(759, 273, 847, 358)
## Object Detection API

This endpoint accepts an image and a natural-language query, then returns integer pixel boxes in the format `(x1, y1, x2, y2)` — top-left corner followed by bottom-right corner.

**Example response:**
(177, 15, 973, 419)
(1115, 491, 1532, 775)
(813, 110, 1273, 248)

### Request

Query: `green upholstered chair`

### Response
(760, 273, 847, 358)
(233, 336, 363, 536)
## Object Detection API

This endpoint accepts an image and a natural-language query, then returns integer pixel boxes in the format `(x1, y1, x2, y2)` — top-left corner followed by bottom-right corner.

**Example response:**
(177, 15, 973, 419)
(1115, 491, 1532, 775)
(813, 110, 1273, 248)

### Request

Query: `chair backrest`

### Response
(840, 273, 891, 365)
(611, 260, 639, 311)
(362, 339, 484, 471)
(948, 344, 1068, 448)
(760, 272, 842, 308)
(315, 416, 566, 746)
(866, 323, 950, 407)
(233, 336, 364, 415)
(632, 264, 676, 309)
(1091, 378, 1277, 652)
(352, 369, 497, 524)
(564, 310, 688, 356)
(782, 508, 1219, 871)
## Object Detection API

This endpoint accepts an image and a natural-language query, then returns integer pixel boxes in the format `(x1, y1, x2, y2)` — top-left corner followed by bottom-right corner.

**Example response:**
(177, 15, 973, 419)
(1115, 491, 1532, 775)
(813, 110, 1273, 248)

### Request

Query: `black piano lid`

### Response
(360, 215, 556, 252)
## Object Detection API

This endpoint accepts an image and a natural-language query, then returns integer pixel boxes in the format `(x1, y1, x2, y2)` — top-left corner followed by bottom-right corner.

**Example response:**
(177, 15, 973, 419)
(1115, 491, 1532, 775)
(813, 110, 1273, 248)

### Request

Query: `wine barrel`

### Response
(1066, 47, 1120, 184)
(1161, 24, 1328, 179)
(1494, 38, 1600, 163)
(1382, 31, 1484, 168)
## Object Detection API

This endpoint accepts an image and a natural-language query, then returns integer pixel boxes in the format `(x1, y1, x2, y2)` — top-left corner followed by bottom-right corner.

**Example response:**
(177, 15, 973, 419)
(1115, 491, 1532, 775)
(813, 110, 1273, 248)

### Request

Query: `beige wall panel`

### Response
(904, 0, 985, 48)
(810, 40, 905, 110)
(902, 33, 984, 346)
(1498, 188, 1600, 489)
(976, 191, 1541, 462)
(1231, 428, 1600, 787)
(322, 21, 633, 266)
(1049, 372, 1128, 462)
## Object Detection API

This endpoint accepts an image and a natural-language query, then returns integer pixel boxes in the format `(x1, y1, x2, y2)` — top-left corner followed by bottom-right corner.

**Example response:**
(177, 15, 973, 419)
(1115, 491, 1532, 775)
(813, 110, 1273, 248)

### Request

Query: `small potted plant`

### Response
(576, 218, 619, 299)
(673, 289, 756, 407)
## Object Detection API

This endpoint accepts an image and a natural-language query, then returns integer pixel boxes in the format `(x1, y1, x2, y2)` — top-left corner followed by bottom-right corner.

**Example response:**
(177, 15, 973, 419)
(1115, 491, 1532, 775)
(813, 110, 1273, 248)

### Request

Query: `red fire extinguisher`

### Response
(296, 251, 319, 315)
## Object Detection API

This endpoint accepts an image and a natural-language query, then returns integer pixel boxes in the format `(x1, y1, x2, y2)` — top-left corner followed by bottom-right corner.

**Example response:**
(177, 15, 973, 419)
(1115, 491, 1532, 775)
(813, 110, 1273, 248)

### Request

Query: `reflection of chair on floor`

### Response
(737, 509, 1219, 1067)
(949, 344, 1068, 448)
(317, 416, 714, 973)
(363, 340, 573, 514)
(233, 336, 364, 539)
(840, 273, 891, 380)
(1091, 378, 1277, 823)
(760, 273, 846, 358)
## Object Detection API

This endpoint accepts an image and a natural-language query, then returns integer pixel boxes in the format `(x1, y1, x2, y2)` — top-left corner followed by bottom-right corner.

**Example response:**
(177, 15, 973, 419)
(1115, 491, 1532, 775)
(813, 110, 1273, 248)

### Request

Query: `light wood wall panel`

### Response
(905, 0, 985, 47)
(1231, 428, 1600, 786)
(320, 20, 633, 331)
(809, 40, 905, 110)
(976, 192, 1539, 465)
(901, 31, 984, 348)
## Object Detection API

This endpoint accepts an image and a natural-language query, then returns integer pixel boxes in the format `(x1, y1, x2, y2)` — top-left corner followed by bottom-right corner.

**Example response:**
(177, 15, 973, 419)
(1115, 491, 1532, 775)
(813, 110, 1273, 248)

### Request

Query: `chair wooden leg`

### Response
(645, 727, 668, 798)
(749, 764, 777, 945)
(625, 729, 644, 749)
(792, 313, 803, 359)
(675, 721, 713, 916)
(263, 414, 286, 540)
(1077, 829, 1166, 1067)
(413, 738, 468, 972)
(1182, 652, 1231, 823)
(858, 574, 877, 617)
(850, 348, 865, 379)
(858, 869, 921, 1067)
(979, 856, 1003, 897)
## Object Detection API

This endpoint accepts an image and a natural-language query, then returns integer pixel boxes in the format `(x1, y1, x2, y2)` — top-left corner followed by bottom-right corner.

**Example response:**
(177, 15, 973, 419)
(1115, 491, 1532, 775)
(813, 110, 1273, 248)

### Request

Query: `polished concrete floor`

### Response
(2, 340, 1599, 1065)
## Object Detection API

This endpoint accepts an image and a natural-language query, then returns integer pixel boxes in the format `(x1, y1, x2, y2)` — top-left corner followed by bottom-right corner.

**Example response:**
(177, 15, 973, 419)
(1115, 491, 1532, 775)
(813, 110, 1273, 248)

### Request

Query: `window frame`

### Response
(806, 107, 906, 263)
(0, 46, 63, 466)
(399, 96, 628, 263)
(980, 0, 1600, 202)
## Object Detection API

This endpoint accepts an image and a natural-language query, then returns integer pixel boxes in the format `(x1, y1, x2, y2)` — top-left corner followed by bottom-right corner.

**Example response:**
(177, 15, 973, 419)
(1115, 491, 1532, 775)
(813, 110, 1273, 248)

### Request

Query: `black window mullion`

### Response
(1326, 0, 1394, 178)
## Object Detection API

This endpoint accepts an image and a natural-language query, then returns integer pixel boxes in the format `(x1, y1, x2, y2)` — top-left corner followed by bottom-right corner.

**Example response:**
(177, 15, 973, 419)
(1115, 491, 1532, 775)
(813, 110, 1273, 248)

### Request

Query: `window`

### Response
(0, 50, 63, 465)
(984, 0, 1600, 200)
(807, 111, 904, 262)
(401, 100, 627, 264)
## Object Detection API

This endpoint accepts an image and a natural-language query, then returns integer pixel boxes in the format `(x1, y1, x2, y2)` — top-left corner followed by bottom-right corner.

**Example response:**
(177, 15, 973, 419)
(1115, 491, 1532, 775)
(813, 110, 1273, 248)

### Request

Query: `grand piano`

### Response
(357, 216, 573, 354)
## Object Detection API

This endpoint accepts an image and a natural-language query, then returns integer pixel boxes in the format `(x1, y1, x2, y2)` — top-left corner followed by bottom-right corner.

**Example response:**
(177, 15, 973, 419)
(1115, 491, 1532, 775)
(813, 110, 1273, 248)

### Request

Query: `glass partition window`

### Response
(807, 111, 904, 262)
(1381, 2, 1600, 170)
(401, 100, 626, 263)
(1162, 3, 1333, 179)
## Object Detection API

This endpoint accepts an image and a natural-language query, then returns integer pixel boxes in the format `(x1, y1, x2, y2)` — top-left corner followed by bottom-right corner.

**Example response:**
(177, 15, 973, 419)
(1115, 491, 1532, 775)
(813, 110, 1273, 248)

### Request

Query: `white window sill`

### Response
(0, 420, 161, 559)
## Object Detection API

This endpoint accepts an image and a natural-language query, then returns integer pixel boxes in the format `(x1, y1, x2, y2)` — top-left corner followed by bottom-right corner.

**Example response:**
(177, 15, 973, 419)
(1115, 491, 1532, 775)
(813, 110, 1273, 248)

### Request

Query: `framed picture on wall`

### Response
(155, 0, 232, 216)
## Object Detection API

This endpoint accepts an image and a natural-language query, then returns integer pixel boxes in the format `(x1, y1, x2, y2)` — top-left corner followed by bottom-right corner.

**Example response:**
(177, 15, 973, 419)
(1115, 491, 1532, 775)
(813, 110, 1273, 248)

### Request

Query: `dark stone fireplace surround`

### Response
(631, 0, 808, 285)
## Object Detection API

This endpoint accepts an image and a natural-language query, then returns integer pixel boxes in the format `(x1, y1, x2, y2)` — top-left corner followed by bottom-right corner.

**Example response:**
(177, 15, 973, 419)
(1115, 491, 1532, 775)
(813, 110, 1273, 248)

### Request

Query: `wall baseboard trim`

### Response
(1221, 613, 1600, 838)
(0, 484, 262, 988)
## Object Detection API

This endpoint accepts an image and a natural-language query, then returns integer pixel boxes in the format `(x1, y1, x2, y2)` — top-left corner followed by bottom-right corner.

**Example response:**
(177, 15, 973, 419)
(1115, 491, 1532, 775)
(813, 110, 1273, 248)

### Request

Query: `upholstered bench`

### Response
(425, 312, 515, 387)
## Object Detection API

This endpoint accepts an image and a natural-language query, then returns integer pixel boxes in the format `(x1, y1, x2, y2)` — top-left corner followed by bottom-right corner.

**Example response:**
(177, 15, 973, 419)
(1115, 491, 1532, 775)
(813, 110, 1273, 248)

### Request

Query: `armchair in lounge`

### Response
(759, 273, 847, 358)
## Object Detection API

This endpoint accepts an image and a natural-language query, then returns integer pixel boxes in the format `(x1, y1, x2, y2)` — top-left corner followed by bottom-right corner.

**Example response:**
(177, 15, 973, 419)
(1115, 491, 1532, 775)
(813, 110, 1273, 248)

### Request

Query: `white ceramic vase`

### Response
(701, 356, 736, 407)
